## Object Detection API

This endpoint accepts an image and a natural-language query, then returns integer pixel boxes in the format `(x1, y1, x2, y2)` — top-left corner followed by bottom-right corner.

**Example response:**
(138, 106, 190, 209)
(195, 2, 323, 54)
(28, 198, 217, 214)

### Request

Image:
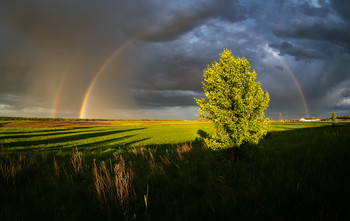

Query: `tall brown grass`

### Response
(141, 148, 166, 175)
(176, 143, 192, 160)
(93, 160, 113, 205)
(71, 146, 84, 174)
(0, 155, 36, 188)
(113, 154, 135, 210)
(53, 156, 60, 177)
(93, 155, 135, 213)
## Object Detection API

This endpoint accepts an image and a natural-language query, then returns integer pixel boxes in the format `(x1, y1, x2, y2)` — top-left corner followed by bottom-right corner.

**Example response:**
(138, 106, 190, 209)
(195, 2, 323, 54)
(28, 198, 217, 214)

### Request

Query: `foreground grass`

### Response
(0, 120, 350, 220)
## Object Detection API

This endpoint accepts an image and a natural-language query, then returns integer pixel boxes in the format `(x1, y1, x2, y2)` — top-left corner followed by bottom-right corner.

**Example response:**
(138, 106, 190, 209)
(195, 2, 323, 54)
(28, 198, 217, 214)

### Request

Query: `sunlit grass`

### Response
(0, 120, 212, 155)
(0, 120, 335, 155)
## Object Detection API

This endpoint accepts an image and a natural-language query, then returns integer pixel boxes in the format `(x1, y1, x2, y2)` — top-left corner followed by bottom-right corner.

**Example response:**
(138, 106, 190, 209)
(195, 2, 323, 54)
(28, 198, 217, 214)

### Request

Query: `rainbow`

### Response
(266, 45, 311, 118)
(51, 72, 68, 118)
(78, 33, 144, 119)
(278, 58, 310, 118)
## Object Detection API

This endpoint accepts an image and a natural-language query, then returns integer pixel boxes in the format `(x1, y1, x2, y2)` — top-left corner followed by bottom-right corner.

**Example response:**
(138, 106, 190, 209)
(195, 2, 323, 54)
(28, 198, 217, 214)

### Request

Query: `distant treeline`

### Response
(0, 116, 115, 122)
(0, 116, 186, 122)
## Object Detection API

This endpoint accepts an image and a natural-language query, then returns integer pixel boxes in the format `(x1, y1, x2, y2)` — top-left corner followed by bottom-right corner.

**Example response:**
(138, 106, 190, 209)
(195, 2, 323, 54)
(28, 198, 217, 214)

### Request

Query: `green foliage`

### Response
(195, 49, 270, 149)
(332, 111, 337, 125)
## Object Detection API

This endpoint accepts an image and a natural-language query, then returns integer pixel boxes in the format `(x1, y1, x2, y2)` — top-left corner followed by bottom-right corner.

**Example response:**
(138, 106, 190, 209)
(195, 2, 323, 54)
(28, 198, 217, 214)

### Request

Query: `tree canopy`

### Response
(195, 49, 270, 149)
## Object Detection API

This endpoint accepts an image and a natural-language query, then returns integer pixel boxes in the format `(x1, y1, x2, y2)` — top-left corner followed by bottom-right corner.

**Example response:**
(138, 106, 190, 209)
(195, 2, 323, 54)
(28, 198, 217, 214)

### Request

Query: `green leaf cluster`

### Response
(195, 49, 270, 149)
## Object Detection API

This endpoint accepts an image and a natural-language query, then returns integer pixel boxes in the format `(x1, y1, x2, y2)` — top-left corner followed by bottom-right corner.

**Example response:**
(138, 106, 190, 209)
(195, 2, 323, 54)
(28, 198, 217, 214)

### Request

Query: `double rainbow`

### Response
(51, 35, 311, 119)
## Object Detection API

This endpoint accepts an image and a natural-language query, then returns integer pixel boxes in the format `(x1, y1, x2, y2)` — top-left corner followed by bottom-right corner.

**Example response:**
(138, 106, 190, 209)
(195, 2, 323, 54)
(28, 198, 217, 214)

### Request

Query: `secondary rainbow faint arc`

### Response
(52, 71, 69, 118)
(79, 33, 146, 119)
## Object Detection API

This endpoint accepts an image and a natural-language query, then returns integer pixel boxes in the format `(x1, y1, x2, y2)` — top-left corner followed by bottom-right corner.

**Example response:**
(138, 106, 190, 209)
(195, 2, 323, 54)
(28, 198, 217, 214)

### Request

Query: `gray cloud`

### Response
(132, 89, 203, 107)
(342, 89, 350, 97)
(300, 2, 332, 17)
(269, 41, 324, 60)
(273, 21, 350, 51)
(274, 65, 284, 71)
(332, 0, 350, 20)
(140, 0, 244, 42)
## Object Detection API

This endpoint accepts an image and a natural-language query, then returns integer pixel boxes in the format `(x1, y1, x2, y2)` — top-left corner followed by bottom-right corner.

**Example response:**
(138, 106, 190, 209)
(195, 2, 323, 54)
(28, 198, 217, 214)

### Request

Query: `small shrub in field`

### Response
(332, 111, 337, 125)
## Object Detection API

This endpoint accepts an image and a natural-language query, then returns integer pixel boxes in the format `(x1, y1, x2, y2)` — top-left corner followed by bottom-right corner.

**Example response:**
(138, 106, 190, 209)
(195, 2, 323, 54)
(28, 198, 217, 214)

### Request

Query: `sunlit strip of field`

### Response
(0, 119, 211, 128)
(0, 120, 213, 154)
(0, 119, 343, 155)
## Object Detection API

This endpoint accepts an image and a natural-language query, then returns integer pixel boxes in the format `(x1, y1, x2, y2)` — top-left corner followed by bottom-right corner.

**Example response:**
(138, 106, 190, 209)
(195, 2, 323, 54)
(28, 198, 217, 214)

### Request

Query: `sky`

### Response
(1, 0, 350, 120)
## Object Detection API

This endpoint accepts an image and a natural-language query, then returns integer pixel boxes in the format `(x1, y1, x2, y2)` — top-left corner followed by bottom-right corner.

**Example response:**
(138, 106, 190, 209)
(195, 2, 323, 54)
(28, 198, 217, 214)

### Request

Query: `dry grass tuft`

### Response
(93, 160, 113, 205)
(130, 146, 138, 156)
(53, 156, 60, 177)
(176, 143, 192, 159)
(113, 154, 135, 210)
(71, 146, 84, 174)
(159, 155, 171, 166)
(93, 155, 135, 212)
(0, 155, 37, 188)
(140, 147, 146, 158)
(146, 149, 165, 174)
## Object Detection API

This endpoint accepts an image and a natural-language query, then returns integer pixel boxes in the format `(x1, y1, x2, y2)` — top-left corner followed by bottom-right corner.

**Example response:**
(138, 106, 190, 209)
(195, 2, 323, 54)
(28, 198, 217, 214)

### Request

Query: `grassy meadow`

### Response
(1, 118, 350, 220)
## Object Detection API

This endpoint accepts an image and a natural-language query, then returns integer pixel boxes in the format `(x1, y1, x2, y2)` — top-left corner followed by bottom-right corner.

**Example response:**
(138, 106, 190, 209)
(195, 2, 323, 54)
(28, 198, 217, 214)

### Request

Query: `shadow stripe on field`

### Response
(1, 127, 146, 148)
(0, 128, 110, 139)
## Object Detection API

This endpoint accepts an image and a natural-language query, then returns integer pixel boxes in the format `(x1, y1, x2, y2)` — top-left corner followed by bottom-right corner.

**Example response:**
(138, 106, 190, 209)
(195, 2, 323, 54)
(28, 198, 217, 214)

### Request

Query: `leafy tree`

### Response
(332, 111, 337, 125)
(195, 49, 270, 150)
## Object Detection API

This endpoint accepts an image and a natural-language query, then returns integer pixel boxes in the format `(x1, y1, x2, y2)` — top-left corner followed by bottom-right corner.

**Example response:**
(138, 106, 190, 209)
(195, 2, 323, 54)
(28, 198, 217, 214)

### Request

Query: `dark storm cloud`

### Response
(262, 0, 350, 118)
(300, 2, 332, 17)
(269, 41, 324, 60)
(342, 89, 350, 97)
(132, 89, 203, 107)
(0, 0, 167, 113)
(1, 0, 350, 119)
(274, 65, 284, 71)
(131, 43, 211, 93)
(332, 0, 350, 20)
(141, 0, 244, 42)
(273, 21, 350, 51)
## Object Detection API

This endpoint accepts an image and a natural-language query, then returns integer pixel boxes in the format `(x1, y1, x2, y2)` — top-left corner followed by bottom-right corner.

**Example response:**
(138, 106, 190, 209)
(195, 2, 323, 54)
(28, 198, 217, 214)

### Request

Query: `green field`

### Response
(0, 120, 335, 154)
(1, 119, 350, 220)
(0, 120, 213, 155)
